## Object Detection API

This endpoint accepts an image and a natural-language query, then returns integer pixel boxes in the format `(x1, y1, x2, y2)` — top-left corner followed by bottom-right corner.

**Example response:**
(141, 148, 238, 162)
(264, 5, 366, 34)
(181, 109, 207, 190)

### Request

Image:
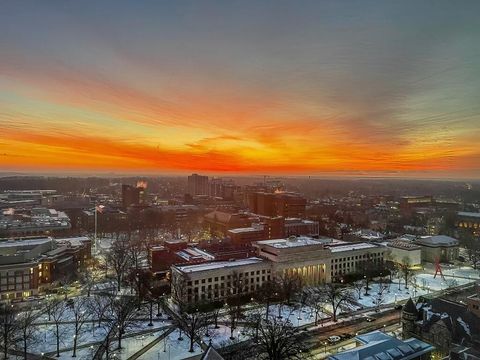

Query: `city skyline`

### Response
(1, 1, 480, 179)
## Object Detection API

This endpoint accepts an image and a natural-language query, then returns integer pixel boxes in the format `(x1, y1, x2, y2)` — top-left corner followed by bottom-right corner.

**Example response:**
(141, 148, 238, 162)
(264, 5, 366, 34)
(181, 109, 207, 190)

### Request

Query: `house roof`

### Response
(328, 331, 434, 360)
(415, 235, 458, 247)
(419, 298, 479, 343)
(201, 345, 224, 360)
(404, 298, 418, 315)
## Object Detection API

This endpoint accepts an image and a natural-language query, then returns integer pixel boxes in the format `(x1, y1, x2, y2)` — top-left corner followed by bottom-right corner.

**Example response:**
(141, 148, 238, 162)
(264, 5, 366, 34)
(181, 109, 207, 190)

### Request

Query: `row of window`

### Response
(187, 269, 271, 286)
(186, 283, 265, 303)
(331, 252, 383, 263)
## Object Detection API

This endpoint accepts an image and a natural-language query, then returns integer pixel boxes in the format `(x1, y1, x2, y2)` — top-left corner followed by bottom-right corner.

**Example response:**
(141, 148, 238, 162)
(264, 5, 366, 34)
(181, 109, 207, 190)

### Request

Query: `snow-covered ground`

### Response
(355, 281, 425, 308)
(442, 266, 480, 280)
(241, 303, 329, 328)
(141, 328, 202, 360)
(29, 303, 172, 356)
(356, 269, 476, 308)
(110, 329, 165, 359)
(201, 324, 248, 348)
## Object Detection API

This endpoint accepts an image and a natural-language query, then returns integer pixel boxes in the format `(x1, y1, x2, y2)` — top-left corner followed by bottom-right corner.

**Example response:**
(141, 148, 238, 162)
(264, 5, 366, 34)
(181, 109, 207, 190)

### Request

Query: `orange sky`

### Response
(1, 1, 479, 178)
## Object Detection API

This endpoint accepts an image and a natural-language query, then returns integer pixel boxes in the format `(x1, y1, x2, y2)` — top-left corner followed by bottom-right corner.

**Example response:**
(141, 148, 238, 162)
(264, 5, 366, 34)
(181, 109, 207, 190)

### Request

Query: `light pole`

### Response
(44, 316, 48, 343)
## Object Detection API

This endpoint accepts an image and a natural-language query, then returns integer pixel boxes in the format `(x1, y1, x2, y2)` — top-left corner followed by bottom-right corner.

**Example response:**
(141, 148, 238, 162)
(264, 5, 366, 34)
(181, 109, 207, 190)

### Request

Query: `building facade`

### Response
(187, 174, 209, 196)
(171, 257, 272, 304)
(415, 235, 459, 263)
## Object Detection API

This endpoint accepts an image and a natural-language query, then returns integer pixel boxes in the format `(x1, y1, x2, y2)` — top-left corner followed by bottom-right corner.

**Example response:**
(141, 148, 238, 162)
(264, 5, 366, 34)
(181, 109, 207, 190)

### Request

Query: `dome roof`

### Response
(403, 298, 418, 314)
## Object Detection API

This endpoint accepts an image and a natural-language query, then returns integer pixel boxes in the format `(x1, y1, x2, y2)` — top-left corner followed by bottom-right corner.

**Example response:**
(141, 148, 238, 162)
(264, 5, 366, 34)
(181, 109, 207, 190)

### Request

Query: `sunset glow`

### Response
(1, 1, 479, 178)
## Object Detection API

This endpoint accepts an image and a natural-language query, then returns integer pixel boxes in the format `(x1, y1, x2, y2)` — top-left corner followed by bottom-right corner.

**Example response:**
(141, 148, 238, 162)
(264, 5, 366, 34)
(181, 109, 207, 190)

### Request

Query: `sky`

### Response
(1, 0, 479, 178)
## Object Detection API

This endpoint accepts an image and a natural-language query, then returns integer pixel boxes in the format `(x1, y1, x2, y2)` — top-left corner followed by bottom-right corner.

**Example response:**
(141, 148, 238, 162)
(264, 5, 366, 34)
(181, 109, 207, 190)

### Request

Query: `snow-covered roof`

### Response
(175, 257, 265, 273)
(328, 242, 380, 253)
(458, 211, 480, 218)
(255, 236, 323, 248)
(228, 225, 263, 234)
(329, 331, 434, 360)
(0, 237, 52, 248)
(416, 235, 458, 247)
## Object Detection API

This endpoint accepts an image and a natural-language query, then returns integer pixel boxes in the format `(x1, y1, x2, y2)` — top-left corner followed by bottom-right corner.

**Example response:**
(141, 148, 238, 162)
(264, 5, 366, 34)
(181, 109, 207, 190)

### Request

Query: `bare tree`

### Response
(71, 297, 89, 357)
(304, 287, 324, 326)
(321, 283, 355, 322)
(400, 257, 413, 290)
(245, 305, 263, 343)
(15, 307, 39, 360)
(106, 295, 138, 349)
(353, 280, 364, 300)
(182, 307, 208, 353)
(278, 272, 303, 306)
(225, 271, 248, 339)
(78, 270, 95, 297)
(0, 304, 17, 360)
(373, 280, 388, 311)
(255, 279, 280, 321)
(106, 239, 132, 292)
(254, 317, 308, 360)
(226, 296, 245, 340)
(88, 294, 110, 334)
(49, 299, 67, 357)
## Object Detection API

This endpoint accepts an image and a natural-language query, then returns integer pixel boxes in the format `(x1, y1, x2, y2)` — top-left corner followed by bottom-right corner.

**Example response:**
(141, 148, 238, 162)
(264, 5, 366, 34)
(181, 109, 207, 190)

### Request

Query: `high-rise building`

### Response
(122, 184, 146, 208)
(187, 174, 209, 196)
(248, 192, 306, 218)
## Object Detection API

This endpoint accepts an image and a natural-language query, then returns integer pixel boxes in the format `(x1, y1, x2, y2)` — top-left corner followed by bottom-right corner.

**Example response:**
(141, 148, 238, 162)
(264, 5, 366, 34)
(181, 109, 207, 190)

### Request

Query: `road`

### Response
(301, 309, 403, 358)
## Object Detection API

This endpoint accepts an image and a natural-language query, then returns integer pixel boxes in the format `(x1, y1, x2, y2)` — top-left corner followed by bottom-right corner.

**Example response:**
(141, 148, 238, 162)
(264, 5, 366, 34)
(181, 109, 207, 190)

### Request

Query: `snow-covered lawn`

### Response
(442, 266, 480, 280)
(201, 324, 248, 348)
(355, 281, 426, 308)
(415, 273, 471, 291)
(241, 304, 329, 328)
(30, 322, 109, 355)
(355, 271, 475, 308)
(110, 329, 165, 359)
(141, 328, 202, 360)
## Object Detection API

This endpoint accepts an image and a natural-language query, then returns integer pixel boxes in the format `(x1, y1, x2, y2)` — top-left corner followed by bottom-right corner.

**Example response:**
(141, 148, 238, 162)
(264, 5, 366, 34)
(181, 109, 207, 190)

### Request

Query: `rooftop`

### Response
(228, 225, 264, 234)
(0, 237, 52, 249)
(328, 331, 434, 360)
(175, 257, 265, 273)
(328, 242, 380, 253)
(458, 211, 480, 219)
(416, 235, 458, 247)
(388, 240, 421, 250)
(255, 236, 323, 249)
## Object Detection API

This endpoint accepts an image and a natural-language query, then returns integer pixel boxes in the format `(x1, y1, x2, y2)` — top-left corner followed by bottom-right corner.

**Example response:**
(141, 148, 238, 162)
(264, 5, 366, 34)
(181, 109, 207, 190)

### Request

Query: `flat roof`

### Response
(328, 242, 380, 253)
(329, 331, 434, 360)
(416, 235, 458, 247)
(388, 240, 421, 250)
(175, 257, 265, 273)
(0, 237, 52, 248)
(228, 226, 263, 234)
(256, 236, 323, 248)
(458, 211, 480, 218)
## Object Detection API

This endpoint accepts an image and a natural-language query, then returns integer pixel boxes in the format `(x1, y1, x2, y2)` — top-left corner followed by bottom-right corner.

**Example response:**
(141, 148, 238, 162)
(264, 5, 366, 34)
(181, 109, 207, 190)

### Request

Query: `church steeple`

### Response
(402, 298, 418, 339)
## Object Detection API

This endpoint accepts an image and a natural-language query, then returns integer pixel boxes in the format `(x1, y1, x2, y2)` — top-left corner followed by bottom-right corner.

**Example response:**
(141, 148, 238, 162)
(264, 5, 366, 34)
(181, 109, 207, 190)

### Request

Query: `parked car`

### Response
(394, 304, 403, 310)
(328, 335, 341, 344)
